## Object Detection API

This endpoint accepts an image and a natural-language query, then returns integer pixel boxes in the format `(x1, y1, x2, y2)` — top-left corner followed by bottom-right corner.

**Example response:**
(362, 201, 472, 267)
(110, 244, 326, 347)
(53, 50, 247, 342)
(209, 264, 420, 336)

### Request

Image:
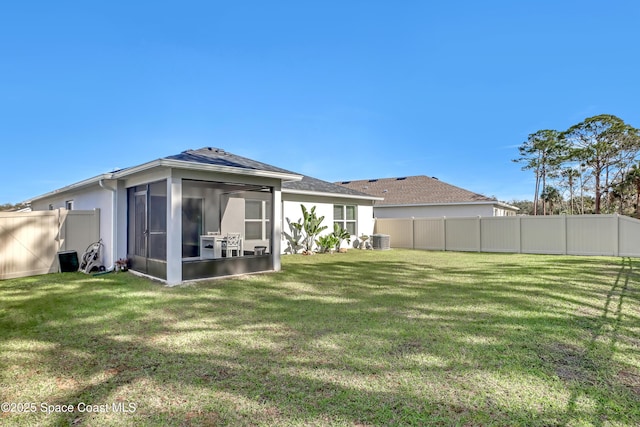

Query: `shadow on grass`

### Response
(1, 251, 639, 426)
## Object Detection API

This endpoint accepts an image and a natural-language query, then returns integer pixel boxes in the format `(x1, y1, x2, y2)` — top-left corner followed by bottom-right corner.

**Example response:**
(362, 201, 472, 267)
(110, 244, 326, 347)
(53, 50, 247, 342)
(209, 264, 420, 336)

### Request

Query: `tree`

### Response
(506, 199, 535, 215)
(0, 202, 28, 212)
(513, 129, 565, 215)
(540, 185, 561, 215)
(623, 163, 640, 218)
(560, 167, 580, 214)
(562, 114, 640, 214)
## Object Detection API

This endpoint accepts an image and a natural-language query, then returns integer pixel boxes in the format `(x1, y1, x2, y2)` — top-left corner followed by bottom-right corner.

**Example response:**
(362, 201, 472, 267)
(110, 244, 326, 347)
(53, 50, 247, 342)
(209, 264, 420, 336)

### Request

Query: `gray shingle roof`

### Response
(165, 147, 297, 175)
(336, 175, 497, 205)
(282, 175, 375, 198)
(167, 147, 376, 199)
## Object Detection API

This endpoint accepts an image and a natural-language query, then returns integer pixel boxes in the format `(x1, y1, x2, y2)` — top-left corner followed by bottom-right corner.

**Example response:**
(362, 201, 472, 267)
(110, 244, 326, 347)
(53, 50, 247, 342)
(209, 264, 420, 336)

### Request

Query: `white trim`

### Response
(375, 201, 519, 210)
(27, 159, 303, 203)
(283, 188, 383, 201)
(112, 159, 303, 182)
(27, 173, 114, 203)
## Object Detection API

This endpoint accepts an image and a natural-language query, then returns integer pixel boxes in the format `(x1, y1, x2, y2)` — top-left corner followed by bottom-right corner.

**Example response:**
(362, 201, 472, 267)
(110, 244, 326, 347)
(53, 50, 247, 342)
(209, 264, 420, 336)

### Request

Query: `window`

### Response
(245, 200, 271, 240)
(65, 200, 74, 210)
(334, 205, 356, 235)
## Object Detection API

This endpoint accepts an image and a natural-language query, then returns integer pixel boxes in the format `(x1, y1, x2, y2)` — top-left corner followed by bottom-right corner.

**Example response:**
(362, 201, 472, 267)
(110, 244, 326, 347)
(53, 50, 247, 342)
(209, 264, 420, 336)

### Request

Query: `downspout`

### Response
(99, 178, 117, 271)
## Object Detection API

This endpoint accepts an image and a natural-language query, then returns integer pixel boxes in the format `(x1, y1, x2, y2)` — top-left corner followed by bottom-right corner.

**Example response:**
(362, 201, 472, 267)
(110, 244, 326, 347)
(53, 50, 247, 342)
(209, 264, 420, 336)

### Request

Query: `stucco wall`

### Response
(373, 204, 497, 219)
(31, 185, 116, 267)
(282, 193, 375, 252)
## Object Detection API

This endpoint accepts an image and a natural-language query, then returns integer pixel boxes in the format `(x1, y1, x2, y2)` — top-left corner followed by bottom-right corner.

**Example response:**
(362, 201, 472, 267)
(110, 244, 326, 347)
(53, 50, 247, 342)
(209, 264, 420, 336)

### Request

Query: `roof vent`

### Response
(396, 177, 406, 181)
(368, 179, 378, 183)
(382, 189, 388, 193)
(341, 181, 351, 184)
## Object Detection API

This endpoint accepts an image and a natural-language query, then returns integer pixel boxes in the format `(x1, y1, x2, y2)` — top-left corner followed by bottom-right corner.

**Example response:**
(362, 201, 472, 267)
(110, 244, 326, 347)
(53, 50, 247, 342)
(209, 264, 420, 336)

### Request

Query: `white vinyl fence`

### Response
(374, 214, 640, 258)
(0, 209, 100, 280)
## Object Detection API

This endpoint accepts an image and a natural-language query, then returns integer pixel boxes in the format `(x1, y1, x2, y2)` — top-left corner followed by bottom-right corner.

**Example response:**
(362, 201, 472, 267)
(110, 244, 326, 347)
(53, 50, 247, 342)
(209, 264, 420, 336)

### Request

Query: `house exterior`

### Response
(336, 175, 519, 218)
(28, 147, 379, 285)
(282, 176, 382, 252)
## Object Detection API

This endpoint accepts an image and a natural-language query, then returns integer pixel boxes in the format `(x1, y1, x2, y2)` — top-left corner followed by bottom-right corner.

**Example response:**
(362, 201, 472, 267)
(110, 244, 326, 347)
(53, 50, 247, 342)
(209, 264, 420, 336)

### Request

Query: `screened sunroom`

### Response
(123, 152, 297, 285)
(126, 176, 283, 283)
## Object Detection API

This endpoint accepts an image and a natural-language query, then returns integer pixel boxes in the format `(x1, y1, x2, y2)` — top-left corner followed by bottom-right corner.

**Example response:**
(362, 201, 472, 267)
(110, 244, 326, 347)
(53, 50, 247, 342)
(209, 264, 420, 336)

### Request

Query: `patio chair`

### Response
(223, 232, 242, 257)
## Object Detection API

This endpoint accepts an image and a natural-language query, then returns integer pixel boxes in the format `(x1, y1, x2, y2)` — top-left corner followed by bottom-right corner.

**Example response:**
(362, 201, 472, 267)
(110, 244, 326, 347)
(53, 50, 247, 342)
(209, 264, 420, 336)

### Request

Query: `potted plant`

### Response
(115, 258, 129, 272)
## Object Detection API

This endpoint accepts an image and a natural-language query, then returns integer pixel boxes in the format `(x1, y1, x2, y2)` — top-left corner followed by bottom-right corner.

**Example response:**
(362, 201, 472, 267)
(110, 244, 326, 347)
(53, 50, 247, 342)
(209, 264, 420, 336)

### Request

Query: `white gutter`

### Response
(99, 178, 117, 271)
(27, 159, 303, 204)
(26, 173, 114, 203)
(375, 201, 519, 210)
(111, 159, 303, 182)
(282, 188, 384, 201)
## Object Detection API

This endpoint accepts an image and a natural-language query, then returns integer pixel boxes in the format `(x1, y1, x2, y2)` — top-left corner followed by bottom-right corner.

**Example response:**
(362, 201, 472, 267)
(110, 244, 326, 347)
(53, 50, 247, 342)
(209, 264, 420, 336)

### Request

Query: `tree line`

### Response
(0, 202, 28, 212)
(513, 114, 640, 217)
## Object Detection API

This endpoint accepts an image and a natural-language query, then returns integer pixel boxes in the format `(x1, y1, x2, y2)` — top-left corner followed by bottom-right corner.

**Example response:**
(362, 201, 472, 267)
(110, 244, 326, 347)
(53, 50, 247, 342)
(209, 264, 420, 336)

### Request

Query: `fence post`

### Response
(563, 214, 568, 255)
(443, 216, 447, 252)
(477, 216, 482, 252)
(614, 214, 619, 257)
(57, 208, 64, 252)
(412, 217, 416, 250)
(517, 216, 522, 253)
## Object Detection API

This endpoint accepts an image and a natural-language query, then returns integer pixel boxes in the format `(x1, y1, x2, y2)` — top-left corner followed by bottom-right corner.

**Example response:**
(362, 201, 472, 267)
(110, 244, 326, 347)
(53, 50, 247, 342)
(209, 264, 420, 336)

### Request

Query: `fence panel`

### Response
(566, 215, 616, 256)
(374, 218, 413, 248)
(0, 211, 60, 279)
(414, 218, 444, 250)
(619, 215, 640, 257)
(61, 210, 101, 253)
(480, 216, 520, 253)
(0, 209, 100, 280)
(376, 214, 640, 258)
(445, 218, 480, 252)
(520, 216, 566, 254)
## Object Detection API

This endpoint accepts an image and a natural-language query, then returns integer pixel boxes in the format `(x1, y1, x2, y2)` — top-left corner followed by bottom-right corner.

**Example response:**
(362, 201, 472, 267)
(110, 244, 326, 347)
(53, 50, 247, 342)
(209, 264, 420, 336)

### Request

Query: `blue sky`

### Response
(2, 1, 639, 204)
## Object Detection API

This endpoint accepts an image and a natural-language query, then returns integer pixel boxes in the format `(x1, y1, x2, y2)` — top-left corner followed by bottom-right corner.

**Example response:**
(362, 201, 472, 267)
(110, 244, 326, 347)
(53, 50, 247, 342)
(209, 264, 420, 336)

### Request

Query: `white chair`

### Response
(223, 233, 242, 257)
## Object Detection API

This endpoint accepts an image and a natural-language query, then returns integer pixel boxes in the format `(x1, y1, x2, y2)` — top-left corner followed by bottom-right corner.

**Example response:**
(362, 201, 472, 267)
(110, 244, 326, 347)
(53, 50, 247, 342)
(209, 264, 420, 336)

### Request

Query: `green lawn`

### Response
(1, 250, 639, 426)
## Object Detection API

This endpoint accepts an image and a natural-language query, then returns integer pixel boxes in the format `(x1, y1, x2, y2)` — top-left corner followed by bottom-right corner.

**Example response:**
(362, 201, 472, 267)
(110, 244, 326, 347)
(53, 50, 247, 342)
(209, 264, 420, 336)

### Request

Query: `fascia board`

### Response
(27, 160, 303, 203)
(377, 201, 519, 210)
(113, 159, 303, 182)
(26, 173, 114, 203)
(283, 188, 384, 201)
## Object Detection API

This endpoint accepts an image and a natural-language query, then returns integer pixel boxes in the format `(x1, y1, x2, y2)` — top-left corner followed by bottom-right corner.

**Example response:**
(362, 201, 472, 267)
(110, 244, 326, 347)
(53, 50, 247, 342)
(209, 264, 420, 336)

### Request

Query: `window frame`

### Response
(245, 199, 271, 240)
(333, 204, 357, 236)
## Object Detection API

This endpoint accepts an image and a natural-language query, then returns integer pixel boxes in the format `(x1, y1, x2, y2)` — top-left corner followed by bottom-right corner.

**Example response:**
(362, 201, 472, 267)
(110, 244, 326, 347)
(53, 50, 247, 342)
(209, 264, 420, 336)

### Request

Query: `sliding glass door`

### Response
(128, 181, 167, 277)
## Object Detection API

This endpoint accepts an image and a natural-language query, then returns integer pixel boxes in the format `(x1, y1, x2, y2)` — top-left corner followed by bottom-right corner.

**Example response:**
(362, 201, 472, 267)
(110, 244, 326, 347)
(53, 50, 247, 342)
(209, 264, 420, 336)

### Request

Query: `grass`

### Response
(1, 249, 639, 426)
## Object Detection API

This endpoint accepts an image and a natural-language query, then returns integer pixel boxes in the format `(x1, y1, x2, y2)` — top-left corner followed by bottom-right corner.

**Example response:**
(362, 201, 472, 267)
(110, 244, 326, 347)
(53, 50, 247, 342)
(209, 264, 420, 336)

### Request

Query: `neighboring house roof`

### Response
(336, 175, 517, 209)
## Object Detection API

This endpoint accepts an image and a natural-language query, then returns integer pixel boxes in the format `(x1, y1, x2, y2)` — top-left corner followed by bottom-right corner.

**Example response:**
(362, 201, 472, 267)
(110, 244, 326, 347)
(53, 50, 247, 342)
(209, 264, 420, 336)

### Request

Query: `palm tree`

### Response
(513, 130, 565, 215)
(561, 167, 580, 214)
(626, 163, 640, 218)
(540, 185, 561, 215)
